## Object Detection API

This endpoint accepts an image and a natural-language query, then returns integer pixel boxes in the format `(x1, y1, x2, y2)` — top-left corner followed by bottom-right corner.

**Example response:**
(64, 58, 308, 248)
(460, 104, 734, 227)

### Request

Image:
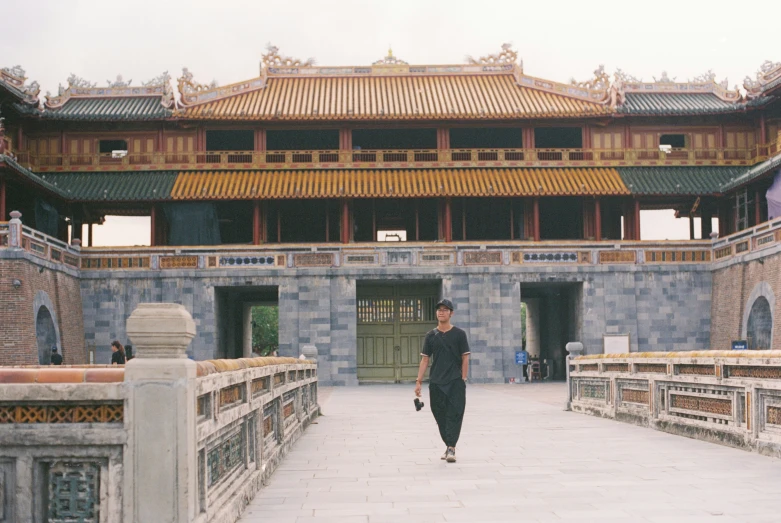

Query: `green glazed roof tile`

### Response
(720, 151, 781, 192)
(34, 171, 178, 201)
(620, 93, 740, 115)
(41, 96, 171, 120)
(617, 167, 747, 195)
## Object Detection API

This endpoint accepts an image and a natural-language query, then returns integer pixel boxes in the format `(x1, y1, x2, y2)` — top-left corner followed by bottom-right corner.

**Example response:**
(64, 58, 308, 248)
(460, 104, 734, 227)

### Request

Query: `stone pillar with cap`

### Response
(123, 303, 198, 523)
(8, 210, 22, 248)
(564, 341, 584, 411)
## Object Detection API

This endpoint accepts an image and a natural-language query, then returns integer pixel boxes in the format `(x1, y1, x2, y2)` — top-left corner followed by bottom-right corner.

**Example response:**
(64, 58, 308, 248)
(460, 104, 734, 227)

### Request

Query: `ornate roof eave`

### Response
(617, 70, 742, 103)
(744, 60, 781, 98)
(44, 72, 174, 110)
(0, 66, 40, 105)
(176, 43, 608, 111)
(177, 67, 267, 108)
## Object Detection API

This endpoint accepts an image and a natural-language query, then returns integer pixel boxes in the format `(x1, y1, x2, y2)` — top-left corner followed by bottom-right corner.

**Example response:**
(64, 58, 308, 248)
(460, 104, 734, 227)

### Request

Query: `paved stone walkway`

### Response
(240, 383, 781, 523)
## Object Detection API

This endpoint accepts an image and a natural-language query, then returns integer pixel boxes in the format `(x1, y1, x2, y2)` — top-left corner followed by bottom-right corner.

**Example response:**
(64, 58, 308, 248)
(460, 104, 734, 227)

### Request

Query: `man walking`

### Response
(414, 298, 470, 463)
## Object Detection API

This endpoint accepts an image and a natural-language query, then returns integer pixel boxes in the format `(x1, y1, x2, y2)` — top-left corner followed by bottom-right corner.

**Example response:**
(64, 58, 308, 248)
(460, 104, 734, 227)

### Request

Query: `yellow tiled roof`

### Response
(180, 74, 608, 120)
(170, 168, 629, 199)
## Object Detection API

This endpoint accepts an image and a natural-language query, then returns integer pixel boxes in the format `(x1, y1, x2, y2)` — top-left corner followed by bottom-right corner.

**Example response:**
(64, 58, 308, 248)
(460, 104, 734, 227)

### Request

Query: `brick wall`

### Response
(0, 257, 86, 365)
(711, 251, 781, 350)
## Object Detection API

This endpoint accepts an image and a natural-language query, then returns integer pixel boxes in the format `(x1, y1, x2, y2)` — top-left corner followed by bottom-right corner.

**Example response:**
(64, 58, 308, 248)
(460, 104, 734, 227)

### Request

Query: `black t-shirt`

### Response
(50, 353, 63, 365)
(421, 326, 470, 384)
(111, 351, 126, 365)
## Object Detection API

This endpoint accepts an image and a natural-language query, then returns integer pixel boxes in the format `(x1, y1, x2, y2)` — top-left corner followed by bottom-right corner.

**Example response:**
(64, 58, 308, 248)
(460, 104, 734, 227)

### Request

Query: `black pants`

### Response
(429, 380, 466, 448)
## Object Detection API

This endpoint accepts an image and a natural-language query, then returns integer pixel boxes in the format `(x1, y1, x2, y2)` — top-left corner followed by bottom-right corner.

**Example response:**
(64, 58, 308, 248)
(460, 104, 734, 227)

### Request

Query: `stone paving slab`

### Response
(239, 383, 781, 523)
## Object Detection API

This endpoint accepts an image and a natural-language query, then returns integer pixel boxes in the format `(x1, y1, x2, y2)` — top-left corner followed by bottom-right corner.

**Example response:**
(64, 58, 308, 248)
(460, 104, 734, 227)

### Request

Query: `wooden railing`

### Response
(14, 143, 775, 172)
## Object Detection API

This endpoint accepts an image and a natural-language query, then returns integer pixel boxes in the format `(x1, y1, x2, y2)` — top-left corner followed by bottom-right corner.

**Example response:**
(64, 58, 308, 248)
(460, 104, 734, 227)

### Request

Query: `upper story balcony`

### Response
(13, 141, 779, 173)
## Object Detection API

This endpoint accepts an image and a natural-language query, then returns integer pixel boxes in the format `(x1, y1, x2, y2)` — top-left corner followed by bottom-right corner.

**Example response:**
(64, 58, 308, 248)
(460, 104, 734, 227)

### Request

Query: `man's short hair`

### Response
(51, 346, 58, 352)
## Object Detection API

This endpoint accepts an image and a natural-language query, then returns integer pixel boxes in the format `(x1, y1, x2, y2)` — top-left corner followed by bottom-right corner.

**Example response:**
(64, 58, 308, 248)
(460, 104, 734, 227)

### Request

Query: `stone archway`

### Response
(747, 297, 773, 350)
(36, 307, 57, 364)
(33, 291, 61, 364)
(742, 282, 775, 350)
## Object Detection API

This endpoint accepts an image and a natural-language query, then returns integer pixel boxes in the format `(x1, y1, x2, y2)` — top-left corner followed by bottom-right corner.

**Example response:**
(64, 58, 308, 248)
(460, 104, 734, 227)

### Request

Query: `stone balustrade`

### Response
(0, 303, 319, 523)
(568, 350, 781, 457)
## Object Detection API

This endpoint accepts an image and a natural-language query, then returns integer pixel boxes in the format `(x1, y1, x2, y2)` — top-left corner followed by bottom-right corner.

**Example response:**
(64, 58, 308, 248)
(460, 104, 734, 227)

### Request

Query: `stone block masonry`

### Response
(75, 264, 714, 385)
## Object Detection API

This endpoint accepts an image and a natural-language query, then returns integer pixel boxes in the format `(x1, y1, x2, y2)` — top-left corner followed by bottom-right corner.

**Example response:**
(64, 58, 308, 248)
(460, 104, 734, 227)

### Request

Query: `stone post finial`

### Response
(71, 238, 81, 247)
(565, 341, 584, 357)
(8, 210, 22, 248)
(301, 344, 318, 361)
(126, 303, 195, 358)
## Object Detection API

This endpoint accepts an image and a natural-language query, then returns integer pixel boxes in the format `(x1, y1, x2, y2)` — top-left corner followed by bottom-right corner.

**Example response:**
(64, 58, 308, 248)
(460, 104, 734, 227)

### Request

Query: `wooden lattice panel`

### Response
(604, 363, 629, 373)
(767, 406, 781, 426)
(463, 251, 502, 265)
(579, 363, 598, 372)
(622, 389, 649, 405)
(273, 373, 285, 386)
(599, 251, 635, 264)
(287, 370, 297, 382)
(263, 415, 273, 437)
(159, 255, 198, 269)
(734, 241, 750, 254)
(283, 402, 295, 419)
(677, 364, 715, 376)
(636, 363, 667, 374)
(0, 404, 123, 423)
(726, 366, 781, 379)
(671, 395, 732, 416)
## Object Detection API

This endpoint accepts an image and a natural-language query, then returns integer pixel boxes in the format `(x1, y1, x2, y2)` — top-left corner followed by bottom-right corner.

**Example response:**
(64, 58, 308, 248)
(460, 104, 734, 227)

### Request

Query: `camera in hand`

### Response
(414, 398, 425, 411)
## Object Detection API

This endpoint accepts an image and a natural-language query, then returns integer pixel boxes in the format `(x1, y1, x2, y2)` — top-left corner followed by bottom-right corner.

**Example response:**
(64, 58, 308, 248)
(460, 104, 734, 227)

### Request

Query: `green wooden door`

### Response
(357, 283, 438, 382)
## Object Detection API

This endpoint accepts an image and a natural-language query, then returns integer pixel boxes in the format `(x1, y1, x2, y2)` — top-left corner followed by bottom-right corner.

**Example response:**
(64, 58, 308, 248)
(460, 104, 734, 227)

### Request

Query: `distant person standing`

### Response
(414, 298, 470, 463)
(50, 346, 63, 365)
(110, 340, 126, 365)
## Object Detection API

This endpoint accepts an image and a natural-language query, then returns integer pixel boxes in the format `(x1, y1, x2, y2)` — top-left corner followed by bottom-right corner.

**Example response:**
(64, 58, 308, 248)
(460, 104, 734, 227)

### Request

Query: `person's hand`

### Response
(414, 381, 422, 397)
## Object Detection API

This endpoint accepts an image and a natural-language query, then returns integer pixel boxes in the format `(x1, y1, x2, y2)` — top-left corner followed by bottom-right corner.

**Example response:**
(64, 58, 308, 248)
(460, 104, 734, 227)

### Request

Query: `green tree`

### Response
(251, 305, 279, 356)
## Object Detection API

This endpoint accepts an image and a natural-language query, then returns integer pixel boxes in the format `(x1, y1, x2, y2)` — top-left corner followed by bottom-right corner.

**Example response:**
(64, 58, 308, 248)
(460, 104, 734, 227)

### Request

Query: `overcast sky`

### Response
(3, 0, 779, 245)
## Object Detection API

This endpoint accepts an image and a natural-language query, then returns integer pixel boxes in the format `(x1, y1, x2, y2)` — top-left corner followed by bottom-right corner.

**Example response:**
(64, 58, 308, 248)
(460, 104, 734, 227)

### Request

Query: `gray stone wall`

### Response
(79, 264, 713, 385)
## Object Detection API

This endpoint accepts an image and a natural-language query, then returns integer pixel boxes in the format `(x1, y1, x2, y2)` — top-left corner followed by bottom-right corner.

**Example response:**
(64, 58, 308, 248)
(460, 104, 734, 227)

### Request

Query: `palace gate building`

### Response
(1, 47, 780, 385)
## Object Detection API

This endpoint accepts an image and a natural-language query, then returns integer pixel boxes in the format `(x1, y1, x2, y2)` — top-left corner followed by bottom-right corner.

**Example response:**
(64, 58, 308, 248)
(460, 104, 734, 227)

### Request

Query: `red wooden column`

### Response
(150, 205, 157, 246)
(759, 114, 767, 145)
(594, 198, 602, 241)
(532, 197, 540, 241)
(444, 197, 452, 242)
(340, 199, 350, 243)
(88, 223, 94, 247)
(252, 200, 262, 245)
(755, 189, 763, 226)
(633, 199, 641, 240)
(0, 177, 6, 222)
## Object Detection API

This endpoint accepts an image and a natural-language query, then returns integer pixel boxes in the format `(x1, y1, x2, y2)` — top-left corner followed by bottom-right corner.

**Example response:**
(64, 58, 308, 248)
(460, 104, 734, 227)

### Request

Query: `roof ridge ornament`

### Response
(744, 60, 781, 98)
(466, 43, 520, 68)
(0, 65, 40, 105)
(614, 69, 642, 83)
(178, 68, 218, 96)
(107, 75, 132, 88)
(571, 65, 610, 91)
(373, 48, 408, 66)
(262, 44, 315, 69)
(44, 71, 171, 110)
(652, 71, 676, 83)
